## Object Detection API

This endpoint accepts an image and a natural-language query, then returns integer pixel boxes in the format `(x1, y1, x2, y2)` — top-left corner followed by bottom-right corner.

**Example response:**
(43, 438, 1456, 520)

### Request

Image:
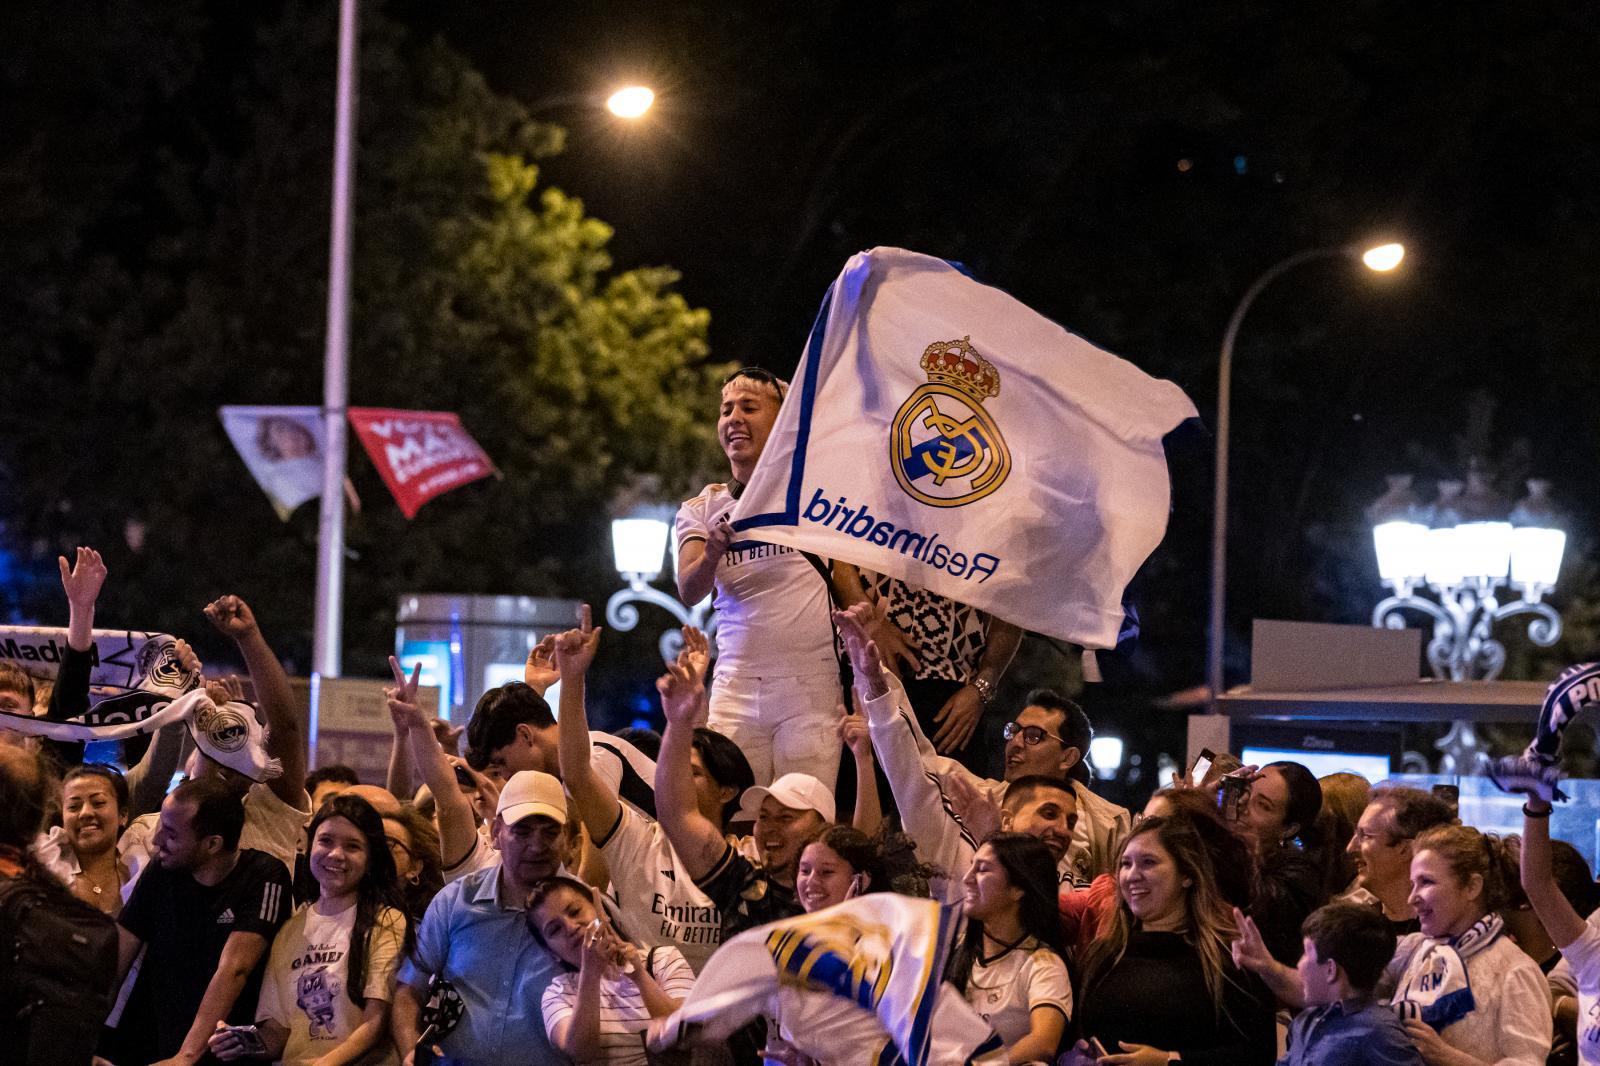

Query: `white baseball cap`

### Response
(496, 770, 567, 826)
(739, 772, 836, 824)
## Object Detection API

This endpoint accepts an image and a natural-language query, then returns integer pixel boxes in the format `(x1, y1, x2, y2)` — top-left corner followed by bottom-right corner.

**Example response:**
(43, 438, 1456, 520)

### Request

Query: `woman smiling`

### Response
(210, 793, 410, 1065)
(1384, 825, 1550, 1066)
(1071, 814, 1275, 1065)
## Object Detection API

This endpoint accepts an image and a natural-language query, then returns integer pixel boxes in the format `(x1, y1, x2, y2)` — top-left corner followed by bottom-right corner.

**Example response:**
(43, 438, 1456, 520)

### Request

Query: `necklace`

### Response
(977, 930, 1033, 966)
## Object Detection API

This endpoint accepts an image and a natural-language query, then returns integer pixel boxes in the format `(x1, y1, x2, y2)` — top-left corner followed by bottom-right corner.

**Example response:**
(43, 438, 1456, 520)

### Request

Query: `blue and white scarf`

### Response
(1392, 913, 1505, 1032)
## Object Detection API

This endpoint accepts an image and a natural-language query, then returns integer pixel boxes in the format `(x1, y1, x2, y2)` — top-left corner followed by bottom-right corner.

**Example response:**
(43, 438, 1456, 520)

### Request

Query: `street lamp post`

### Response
(1369, 470, 1564, 681)
(1206, 242, 1404, 709)
(605, 506, 716, 664)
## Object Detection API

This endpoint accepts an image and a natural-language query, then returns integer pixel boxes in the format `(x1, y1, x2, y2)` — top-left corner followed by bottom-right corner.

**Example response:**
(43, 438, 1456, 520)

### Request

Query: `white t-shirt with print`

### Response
(675, 484, 835, 678)
(255, 902, 406, 1066)
(597, 806, 723, 972)
(963, 944, 1071, 1048)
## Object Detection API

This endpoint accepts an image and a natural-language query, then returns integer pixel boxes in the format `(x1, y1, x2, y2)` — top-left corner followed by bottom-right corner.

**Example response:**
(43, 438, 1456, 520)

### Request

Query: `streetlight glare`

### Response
(606, 86, 655, 119)
(1361, 242, 1405, 272)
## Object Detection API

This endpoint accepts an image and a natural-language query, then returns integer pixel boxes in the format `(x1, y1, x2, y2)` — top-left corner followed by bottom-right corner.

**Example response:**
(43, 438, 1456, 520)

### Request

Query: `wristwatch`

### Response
(971, 674, 998, 706)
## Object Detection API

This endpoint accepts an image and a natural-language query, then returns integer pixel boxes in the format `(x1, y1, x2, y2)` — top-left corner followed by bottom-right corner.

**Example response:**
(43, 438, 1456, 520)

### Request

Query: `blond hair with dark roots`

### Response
(1080, 813, 1243, 1019)
(1412, 823, 1518, 914)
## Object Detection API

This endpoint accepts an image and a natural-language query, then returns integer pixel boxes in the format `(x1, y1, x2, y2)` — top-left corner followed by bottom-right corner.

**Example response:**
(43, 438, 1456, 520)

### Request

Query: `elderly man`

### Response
(391, 769, 571, 1066)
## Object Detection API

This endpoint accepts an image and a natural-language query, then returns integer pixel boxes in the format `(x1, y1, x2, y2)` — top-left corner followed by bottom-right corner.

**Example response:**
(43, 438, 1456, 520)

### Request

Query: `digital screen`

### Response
(1241, 747, 1392, 783)
(399, 641, 451, 720)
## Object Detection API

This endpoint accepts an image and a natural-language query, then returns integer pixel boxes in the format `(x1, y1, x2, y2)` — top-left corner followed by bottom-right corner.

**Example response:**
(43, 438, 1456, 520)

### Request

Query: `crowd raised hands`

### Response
(3, 550, 1597, 1066)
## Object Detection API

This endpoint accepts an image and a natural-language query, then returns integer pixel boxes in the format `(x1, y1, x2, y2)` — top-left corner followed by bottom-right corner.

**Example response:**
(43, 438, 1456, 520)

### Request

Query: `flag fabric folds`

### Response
(0, 625, 200, 742)
(729, 247, 1198, 648)
(219, 405, 327, 521)
(348, 408, 497, 519)
(646, 893, 1002, 1066)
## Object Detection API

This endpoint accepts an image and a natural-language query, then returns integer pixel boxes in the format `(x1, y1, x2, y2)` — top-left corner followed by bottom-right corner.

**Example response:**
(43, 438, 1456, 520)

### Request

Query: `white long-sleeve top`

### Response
(1386, 933, 1552, 1066)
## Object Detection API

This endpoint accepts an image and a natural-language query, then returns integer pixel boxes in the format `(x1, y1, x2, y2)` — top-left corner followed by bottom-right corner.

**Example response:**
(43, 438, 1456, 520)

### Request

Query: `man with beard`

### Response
(115, 778, 292, 1066)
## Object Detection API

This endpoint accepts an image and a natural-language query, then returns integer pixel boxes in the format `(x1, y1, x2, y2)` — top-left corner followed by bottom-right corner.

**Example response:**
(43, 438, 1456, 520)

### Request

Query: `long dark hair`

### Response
(524, 875, 637, 972)
(946, 833, 1068, 994)
(307, 794, 414, 1006)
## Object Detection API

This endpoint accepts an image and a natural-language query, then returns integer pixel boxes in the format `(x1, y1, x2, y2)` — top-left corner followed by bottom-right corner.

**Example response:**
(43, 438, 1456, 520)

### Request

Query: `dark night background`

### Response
(3, 2, 1597, 787)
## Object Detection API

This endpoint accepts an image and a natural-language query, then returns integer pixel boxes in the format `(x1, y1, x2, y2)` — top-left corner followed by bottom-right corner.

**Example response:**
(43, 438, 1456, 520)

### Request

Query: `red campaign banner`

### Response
(347, 408, 497, 519)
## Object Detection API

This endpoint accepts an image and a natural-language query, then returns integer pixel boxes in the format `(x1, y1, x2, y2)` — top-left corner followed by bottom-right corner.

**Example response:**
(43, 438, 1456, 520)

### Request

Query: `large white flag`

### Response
(729, 247, 1197, 647)
(647, 893, 1002, 1066)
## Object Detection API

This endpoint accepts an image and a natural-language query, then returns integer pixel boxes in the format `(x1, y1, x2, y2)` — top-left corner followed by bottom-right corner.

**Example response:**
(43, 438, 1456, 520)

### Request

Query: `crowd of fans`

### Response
(0, 370, 1595, 1066)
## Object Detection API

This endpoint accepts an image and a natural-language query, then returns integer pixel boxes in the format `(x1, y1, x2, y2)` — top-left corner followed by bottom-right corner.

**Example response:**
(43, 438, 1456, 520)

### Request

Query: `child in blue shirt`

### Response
(1280, 902, 1423, 1066)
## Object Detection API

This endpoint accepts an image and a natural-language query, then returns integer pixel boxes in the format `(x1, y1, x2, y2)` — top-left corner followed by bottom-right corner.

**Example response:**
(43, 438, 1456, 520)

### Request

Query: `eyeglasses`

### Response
(1351, 827, 1401, 847)
(1002, 721, 1067, 747)
(386, 838, 414, 862)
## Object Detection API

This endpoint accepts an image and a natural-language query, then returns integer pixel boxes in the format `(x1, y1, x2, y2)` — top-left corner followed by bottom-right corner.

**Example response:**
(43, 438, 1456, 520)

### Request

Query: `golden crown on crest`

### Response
(918, 336, 1000, 400)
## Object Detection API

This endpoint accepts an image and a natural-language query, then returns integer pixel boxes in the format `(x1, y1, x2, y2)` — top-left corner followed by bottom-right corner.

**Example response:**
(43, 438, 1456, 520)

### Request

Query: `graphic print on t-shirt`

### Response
(296, 963, 342, 1038)
(291, 934, 348, 1040)
(1583, 1000, 1599, 1048)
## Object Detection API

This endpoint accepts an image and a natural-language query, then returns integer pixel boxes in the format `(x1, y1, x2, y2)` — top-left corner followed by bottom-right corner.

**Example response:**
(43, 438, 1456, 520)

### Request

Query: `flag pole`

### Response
(312, 0, 360, 743)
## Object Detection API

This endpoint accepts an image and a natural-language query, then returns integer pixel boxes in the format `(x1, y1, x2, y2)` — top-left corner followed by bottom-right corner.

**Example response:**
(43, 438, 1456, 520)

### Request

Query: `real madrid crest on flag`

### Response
(892, 337, 1011, 508)
(729, 247, 1197, 649)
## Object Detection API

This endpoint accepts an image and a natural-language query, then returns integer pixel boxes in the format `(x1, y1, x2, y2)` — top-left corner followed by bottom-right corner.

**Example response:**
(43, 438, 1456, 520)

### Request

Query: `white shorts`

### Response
(707, 670, 842, 791)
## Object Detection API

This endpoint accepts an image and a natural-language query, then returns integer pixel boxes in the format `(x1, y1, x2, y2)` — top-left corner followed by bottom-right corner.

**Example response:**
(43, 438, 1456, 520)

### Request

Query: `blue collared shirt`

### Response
(1279, 997, 1423, 1066)
(398, 860, 568, 1065)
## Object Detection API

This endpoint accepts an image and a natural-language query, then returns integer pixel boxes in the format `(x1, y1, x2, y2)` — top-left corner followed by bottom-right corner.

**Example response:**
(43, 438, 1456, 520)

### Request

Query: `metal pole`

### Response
(1207, 246, 1348, 709)
(312, 0, 360, 710)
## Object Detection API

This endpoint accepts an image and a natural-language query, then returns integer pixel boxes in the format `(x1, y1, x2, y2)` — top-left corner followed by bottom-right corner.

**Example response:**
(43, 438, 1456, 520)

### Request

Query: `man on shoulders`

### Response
(115, 778, 293, 1066)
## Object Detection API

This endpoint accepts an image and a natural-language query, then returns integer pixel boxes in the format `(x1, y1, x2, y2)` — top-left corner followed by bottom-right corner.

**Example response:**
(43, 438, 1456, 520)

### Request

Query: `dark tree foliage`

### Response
(0, 1, 728, 672)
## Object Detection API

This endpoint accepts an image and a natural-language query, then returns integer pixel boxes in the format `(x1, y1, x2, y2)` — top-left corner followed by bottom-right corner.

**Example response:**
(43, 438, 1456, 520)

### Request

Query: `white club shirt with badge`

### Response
(963, 942, 1072, 1049)
(596, 805, 724, 972)
(676, 484, 836, 678)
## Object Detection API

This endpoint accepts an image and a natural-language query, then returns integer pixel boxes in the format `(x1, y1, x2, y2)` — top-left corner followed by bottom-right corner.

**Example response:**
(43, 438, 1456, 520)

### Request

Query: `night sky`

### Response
(398, 1, 1600, 681)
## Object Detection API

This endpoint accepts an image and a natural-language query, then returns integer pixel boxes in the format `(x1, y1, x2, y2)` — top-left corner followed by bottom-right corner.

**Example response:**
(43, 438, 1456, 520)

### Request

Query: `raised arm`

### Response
(59, 546, 106, 655)
(204, 596, 305, 806)
(553, 606, 622, 841)
(836, 604, 974, 883)
(386, 657, 480, 871)
(654, 660, 727, 880)
(838, 708, 882, 836)
(42, 547, 107, 730)
(829, 563, 918, 675)
(1523, 796, 1587, 949)
(1230, 907, 1304, 1010)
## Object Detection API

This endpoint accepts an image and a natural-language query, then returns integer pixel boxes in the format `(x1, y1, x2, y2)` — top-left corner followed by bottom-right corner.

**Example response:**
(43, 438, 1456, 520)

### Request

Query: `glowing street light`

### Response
(1361, 242, 1405, 272)
(1207, 238, 1407, 707)
(606, 86, 656, 119)
(1370, 469, 1564, 681)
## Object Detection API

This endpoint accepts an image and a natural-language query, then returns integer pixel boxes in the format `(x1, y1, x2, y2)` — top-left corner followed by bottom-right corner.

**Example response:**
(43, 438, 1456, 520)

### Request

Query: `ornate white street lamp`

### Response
(605, 503, 716, 664)
(1369, 468, 1564, 680)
